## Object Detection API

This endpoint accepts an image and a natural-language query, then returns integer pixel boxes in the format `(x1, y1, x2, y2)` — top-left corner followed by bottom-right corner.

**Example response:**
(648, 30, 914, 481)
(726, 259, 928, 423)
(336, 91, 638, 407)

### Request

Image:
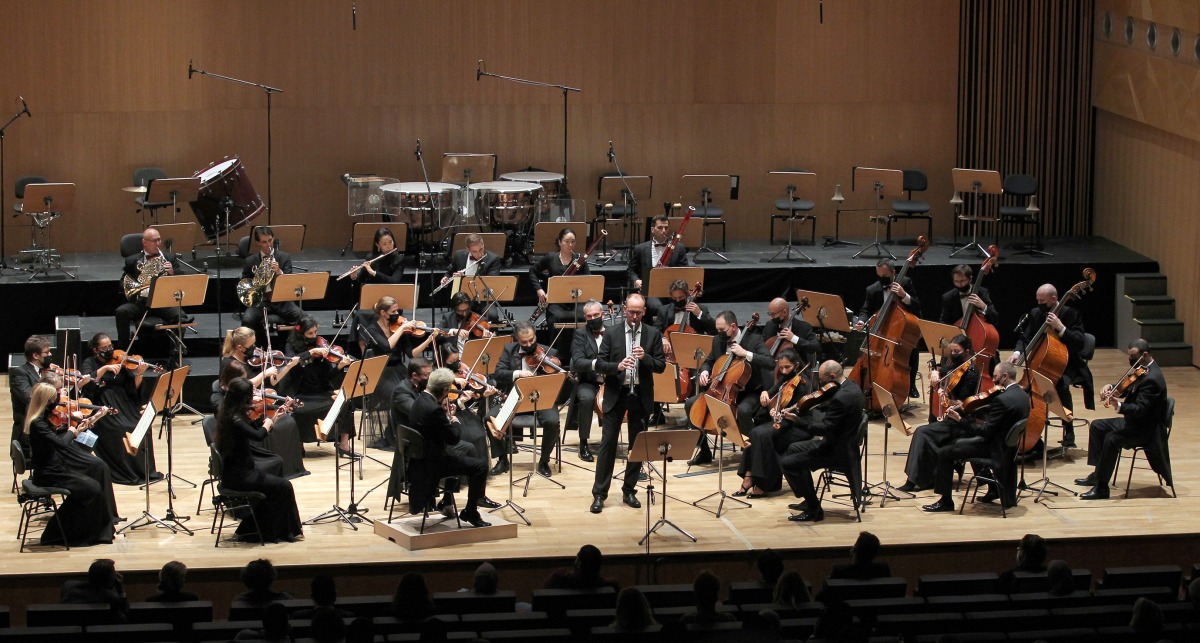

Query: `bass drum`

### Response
(189, 157, 265, 241)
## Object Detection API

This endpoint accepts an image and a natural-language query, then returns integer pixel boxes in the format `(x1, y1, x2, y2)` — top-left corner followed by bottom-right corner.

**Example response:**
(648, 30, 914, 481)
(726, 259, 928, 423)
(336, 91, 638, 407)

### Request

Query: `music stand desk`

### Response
(795, 290, 853, 333)
(145, 177, 201, 210)
(533, 221, 588, 254)
(631, 429, 700, 546)
(272, 272, 329, 307)
(648, 267, 705, 299)
(457, 274, 517, 303)
(264, 224, 306, 253)
(353, 222, 408, 253)
(546, 275, 603, 305)
(360, 284, 417, 312)
(917, 319, 965, 363)
(149, 273, 208, 310)
(669, 332, 713, 375)
(150, 223, 198, 255)
(462, 336, 512, 378)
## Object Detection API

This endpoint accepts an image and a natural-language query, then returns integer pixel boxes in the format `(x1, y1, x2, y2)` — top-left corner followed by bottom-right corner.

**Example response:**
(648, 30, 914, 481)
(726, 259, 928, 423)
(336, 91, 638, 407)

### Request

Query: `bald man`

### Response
(116, 227, 188, 348)
(762, 297, 821, 371)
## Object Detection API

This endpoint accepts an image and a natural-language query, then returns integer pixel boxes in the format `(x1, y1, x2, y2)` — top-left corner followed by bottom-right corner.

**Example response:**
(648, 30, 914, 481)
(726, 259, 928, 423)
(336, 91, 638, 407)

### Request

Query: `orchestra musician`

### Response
(442, 292, 497, 355)
(360, 296, 439, 449)
(938, 264, 999, 326)
(214, 360, 307, 479)
(80, 332, 162, 485)
(735, 348, 811, 497)
(277, 316, 357, 456)
(897, 335, 980, 492)
(856, 259, 923, 398)
(1076, 339, 1168, 500)
(441, 343, 502, 509)
(566, 300, 607, 463)
(10, 335, 66, 453)
(529, 227, 591, 326)
(589, 294, 666, 513)
(408, 368, 491, 528)
(628, 215, 689, 295)
(762, 297, 821, 369)
(24, 382, 119, 546)
(655, 279, 716, 338)
(780, 361, 865, 523)
(116, 227, 190, 349)
(1008, 283, 1092, 449)
(241, 226, 303, 340)
(491, 321, 562, 478)
(389, 358, 433, 502)
(923, 362, 1028, 512)
(220, 326, 297, 388)
(441, 233, 503, 322)
(684, 311, 772, 466)
(348, 227, 405, 284)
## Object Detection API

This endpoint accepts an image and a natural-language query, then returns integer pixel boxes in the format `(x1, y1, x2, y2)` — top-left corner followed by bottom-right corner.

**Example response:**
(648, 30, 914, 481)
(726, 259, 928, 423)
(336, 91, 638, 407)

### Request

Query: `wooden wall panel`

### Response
(0, 0, 959, 254)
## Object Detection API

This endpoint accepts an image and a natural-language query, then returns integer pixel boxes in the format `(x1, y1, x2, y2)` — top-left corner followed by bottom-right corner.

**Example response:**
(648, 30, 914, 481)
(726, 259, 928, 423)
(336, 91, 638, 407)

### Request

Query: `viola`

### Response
(931, 350, 983, 421)
(109, 349, 164, 372)
(389, 318, 445, 338)
(942, 385, 1004, 418)
(459, 311, 492, 338)
(523, 345, 568, 376)
(48, 363, 87, 385)
(52, 393, 117, 427)
(249, 389, 299, 420)
(456, 364, 491, 395)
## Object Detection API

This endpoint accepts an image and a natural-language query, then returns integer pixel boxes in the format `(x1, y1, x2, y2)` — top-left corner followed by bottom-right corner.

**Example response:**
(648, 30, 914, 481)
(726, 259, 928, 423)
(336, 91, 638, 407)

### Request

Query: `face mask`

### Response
(957, 284, 971, 294)
(949, 352, 966, 365)
(446, 360, 462, 372)
(1038, 303, 1052, 314)
(879, 276, 893, 287)
(99, 349, 114, 361)
(304, 336, 318, 347)
(388, 313, 401, 324)
(415, 378, 428, 391)
(586, 318, 604, 333)
(40, 355, 52, 368)
(522, 343, 538, 356)
(673, 300, 687, 310)
(1129, 354, 1141, 366)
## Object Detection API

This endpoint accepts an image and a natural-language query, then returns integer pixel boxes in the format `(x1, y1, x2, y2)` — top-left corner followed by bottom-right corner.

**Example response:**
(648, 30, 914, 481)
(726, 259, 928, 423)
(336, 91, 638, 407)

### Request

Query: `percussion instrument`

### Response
(189, 157, 265, 241)
(380, 181, 458, 231)
(471, 181, 543, 229)
(500, 171, 564, 219)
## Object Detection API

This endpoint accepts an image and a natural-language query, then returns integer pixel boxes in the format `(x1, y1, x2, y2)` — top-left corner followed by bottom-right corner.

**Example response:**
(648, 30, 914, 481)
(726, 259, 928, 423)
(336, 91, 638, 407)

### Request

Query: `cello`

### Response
(663, 281, 703, 401)
(1018, 268, 1096, 450)
(850, 236, 928, 411)
(688, 312, 760, 431)
(956, 246, 1001, 391)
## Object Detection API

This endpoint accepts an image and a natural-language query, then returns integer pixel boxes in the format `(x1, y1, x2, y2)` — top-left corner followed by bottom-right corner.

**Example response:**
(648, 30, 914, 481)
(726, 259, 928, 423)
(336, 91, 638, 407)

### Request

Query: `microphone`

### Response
(188, 60, 194, 79)
(476, 60, 482, 81)
(607, 141, 614, 163)
(1013, 313, 1029, 334)
(19, 96, 29, 117)
(415, 138, 422, 159)
(352, 2, 357, 30)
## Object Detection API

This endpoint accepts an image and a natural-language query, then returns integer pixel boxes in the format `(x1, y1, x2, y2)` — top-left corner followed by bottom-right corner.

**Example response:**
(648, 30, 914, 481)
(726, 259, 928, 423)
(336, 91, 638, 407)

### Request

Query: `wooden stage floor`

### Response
(1, 350, 1196, 582)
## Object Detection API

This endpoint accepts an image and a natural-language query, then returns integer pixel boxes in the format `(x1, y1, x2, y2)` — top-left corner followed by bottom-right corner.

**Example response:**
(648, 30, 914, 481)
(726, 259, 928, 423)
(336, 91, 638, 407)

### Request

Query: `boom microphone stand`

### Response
(0, 97, 31, 272)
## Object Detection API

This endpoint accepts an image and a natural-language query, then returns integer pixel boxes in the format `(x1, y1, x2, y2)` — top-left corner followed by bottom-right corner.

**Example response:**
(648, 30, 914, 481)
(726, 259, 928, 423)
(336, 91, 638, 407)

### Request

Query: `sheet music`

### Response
(130, 401, 157, 449)
(493, 387, 521, 434)
(318, 390, 346, 441)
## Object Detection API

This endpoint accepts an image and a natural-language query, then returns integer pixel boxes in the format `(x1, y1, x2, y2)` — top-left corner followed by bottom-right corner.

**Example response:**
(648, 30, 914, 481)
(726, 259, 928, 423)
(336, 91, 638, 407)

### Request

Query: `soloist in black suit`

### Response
(932, 383, 1030, 506)
(116, 251, 185, 347)
(590, 321, 666, 500)
(1086, 360, 1169, 491)
(780, 379, 866, 511)
(240, 250, 303, 333)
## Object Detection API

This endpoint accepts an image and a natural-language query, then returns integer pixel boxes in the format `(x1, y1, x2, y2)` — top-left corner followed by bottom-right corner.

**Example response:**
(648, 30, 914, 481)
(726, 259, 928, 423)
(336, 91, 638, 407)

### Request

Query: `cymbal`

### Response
(122, 186, 148, 193)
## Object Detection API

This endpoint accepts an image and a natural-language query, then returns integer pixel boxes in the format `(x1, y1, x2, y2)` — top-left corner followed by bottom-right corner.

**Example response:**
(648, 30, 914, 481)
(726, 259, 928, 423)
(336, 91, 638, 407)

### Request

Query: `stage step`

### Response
(1134, 318, 1184, 343)
(1118, 272, 1168, 296)
(1114, 273, 1192, 367)
(1127, 294, 1175, 319)
(1147, 342, 1194, 368)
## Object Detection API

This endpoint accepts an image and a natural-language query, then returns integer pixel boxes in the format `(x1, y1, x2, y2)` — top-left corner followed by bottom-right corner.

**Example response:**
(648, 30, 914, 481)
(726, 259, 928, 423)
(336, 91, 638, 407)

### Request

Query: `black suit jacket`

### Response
(654, 301, 716, 335)
(390, 378, 421, 428)
(761, 315, 821, 364)
(627, 239, 688, 290)
(975, 384, 1030, 460)
(241, 249, 293, 279)
(411, 391, 462, 464)
(1115, 361, 1168, 435)
(570, 328, 606, 386)
(446, 249, 502, 279)
(858, 276, 921, 321)
(938, 286, 999, 325)
(594, 322, 667, 413)
(701, 331, 772, 393)
(809, 379, 866, 461)
(9, 361, 39, 438)
(496, 342, 561, 394)
(1014, 305, 1087, 383)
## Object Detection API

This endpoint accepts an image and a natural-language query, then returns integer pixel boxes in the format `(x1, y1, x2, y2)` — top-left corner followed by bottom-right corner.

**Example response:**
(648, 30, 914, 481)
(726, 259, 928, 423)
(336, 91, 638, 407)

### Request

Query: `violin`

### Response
(459, 311, 492, 338)
(109, 349, 164, 372)
(52, 392, 117, 427)
(48, 364, 87, 385)
(942, 385, 1004, 418)
(316, 337, 356, 364)
(767, 371, 807, 430)
(389, 317, 445, 338)
(249, 389, 299, 420)
(791, 380, 840, 413)
(1102, 355, 1150, 408)
(456, 363, 491, 395)
(248, 347, 290, 368)
(523, 345, 567, 376)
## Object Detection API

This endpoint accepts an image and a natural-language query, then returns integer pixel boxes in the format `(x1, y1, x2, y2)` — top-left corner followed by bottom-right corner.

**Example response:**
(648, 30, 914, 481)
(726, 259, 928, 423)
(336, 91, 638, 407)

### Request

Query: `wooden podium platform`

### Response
(374, 513, 519, 551)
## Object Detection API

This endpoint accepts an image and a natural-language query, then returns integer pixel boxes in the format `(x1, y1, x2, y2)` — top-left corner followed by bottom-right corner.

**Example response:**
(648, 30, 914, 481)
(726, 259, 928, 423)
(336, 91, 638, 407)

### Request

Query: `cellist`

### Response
(897, 335, 980, 492)
(683, 311, 772, 466)
(855, 259, 923, 398)
(1007, 283, 1091, 449)
(654, 279, 715, 338)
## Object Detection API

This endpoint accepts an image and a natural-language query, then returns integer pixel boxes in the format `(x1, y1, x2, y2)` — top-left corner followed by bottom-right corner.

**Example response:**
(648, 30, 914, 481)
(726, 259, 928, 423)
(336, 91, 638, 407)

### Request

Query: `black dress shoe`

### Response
(788, 509, 824, 522)
(459, 510, 491, 528)
(787, 501, 810, 512)
(490, 459, 509, 476)
(687, 453, 713, 467)
(590, 497, 604, 514)
(978, 491, 999, 504)
(537, 461, 552, 478)
(1074, 473, 1097, 487)
(435, 497, 457, 518)
(897, 481, 917, 493)
(477, 496, 501, 509)
(622, 493, 641, 508)
(922, 498, 955, 512)
(578, 444, 594, 462)
(1080, 487, 1110, 500)
(909, 386, 921, 399)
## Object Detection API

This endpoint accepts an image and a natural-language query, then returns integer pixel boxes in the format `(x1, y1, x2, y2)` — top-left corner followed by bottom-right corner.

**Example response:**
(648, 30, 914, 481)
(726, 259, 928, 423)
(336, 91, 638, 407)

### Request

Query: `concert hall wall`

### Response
(0, 0, 960, 255)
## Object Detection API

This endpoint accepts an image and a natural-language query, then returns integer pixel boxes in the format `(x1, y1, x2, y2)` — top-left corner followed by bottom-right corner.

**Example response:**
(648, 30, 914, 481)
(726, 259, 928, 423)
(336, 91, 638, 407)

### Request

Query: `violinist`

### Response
(241, 226, 303, 342)
(442, 343, 502, 509)
(1076, 339, 1168, 500)
(780, 361, 865, 523)
(214, 360, 307, 479)
(897, 335, 980, 492)
(938, 265, 999, 326)
(360, 295, 438, 448)
(923, 362, 1028, 512)
(491, 321, 562, 478)
(588, 294, 666, 514)
(1008, 283, 1090, 449)
(348, 227, 405, 284)
(856, 259, 923, 398)
(684, 311, 772, 467)
(220, 326, 298, 388)
(442, 292, 496, 354)
(762, 297, 820, 368)
(278, 316, 357, 457)
(529, 228, 591, 326)
(735, 348, 811, 497)
(116, 227, 191, 349)
(10, 335, 62, 453)
(80, 332, 162, 485)
(655, 279, 715, 338)
(215, 377, 303, 543)
(24, 382, 119, 546)
(566, 300, 607, 462)
(628, 215, 689, 296)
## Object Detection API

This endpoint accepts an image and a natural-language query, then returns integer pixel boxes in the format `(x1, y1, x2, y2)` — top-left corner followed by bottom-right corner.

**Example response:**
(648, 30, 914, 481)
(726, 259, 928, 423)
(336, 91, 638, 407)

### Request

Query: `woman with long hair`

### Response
(360, 295, 438, 449)
(213, 360, 303, 478)
(279, 316, 357, 454)
(215, 377, 303, 543)
(80, 332, 160, 484)
(221, 326, 298, 388)
(24, 382, 118, 545)
(528, 227, 591, 326)
(349, 227, 405, 284)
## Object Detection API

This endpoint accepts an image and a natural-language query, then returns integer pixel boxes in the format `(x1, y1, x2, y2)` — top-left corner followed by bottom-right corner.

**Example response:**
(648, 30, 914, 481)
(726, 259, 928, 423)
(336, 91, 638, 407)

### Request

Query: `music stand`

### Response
(545, 275, 604, 328)
(360, 284, 417, 312)
(149, 222, 203, 274)
(632, 429, 700, 548)
(148, 273, 207, 399)
(458, 274, 517, 324)
(1027, 371, 1077, 504)
(917, 319, 965, 367)
(533, 221, 588, 254)
(440, 153, 497, 184)
(647, 267, 705, 299)
(866, 382, 915, 507)
(119, 400, 187, 534)
(796, 289, 852, 368)
(850, 167, 904, 260)
(271, 271, 329, 314)
(508, 373, 568, 496)
(949, 168, 1002, 258)
(19, 182, 76, 279)
(598, 175, 651, 262)
(144, 177, 201, 226)
(351, 222, 408, 254)
(681, 174, 731, 263)
(690, 396, 751, 518)
(768, 171, 817, 262)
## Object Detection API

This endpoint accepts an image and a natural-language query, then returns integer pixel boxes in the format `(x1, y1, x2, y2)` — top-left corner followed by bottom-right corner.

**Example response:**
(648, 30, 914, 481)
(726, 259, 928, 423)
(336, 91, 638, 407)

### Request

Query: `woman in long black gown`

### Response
(80, 332, 160, 485)
(361, 295, 438, 449)
(279, 316, 357, 453)
(215, 377, 303, 543)
(25, 382, 118, 546)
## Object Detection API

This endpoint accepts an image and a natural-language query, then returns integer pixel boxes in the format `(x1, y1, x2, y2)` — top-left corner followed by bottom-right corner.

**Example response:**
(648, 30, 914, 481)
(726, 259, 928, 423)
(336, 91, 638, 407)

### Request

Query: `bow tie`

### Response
(653, 242, 667, 248)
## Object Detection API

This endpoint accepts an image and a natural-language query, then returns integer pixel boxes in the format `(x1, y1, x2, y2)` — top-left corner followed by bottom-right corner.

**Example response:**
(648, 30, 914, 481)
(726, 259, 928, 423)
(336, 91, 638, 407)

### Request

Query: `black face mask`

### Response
(387, 312, 401, 324)
(304, 336, 318, 347)
(522, 343, 538, 356)
(1129, 354, 1141, 367)
(673, 300, 687, 310)
(586, 317, 604, 333)
(446, 360, 462, 372)
(879, 276, 893, 288)
(415, 378, 428, 391)
(98, 349, 114, 362)
(957, 284, 971, 294)
(1038, 303, 1052, 314)
(40, 355, 52, 368)
(949, 351, 966, 365)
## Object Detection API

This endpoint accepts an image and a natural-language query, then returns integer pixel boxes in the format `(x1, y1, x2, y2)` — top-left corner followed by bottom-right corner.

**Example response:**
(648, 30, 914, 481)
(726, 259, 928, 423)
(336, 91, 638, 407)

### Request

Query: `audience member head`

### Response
(311, 573, 337, 607)
(757, 549, 784, 586)
(158, 561, 188, 594)
(575, 544, 603, 579)
(851, 531, 881, 564)
(1130, 596, 1163, 633)
(692, 570, 722, 611)
(473, 562, 498, 595)
(1016, 534, 1047, 570)
(392, 572, 434, 621)
(752, 608, 782, 640)
(613, 587, 656, 632)
(88, 558, 121, 589)
(240, 558, 278, 594)
(772, 571, 811, 608)
(311, 606, 346, 643)
(260, 602, 291, 640)
(1046, 560, 1073, 596)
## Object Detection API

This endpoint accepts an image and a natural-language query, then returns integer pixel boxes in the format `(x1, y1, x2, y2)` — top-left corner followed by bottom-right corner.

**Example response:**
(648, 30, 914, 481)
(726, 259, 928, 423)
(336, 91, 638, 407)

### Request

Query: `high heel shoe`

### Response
(732, 481, 754, 497)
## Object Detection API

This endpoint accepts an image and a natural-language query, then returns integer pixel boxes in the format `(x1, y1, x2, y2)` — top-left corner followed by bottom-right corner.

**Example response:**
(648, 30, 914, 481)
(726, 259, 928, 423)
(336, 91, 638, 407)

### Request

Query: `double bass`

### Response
(1018, 268, 1096, 450)
(850, 236, 928, 411)
(956, 246, 1001, 391)
(688, 313, 760, 431)
(663, 281, 703, 401)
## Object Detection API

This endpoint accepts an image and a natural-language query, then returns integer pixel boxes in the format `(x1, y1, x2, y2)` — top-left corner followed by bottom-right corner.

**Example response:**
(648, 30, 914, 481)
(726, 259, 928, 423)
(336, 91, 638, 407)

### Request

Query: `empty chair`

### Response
(819, 576, 908, 602)
(1009, 568, 1093, 594)
(888, 169, 933, 244)
(433, 590, 518, 615)
(128, 600, 213, 629)
(768, 170, 817, 262)
(531, 587, 616, 619)
(1099, 565, 1183, 592)
(460, 611, 549, 632)
(964, 608, 1054, 633)
(727, 580, 778, 606)
(1007, 627, 1096, 643)
(630, 584, 694, 609)
(25, 603, 114, 627)
(482, 628, 573, 642)
(996, 173, 1049, 257)
(917, 573, 1002, 597)
(0, 625, 84, 642)
(925, 594, 1009, 611)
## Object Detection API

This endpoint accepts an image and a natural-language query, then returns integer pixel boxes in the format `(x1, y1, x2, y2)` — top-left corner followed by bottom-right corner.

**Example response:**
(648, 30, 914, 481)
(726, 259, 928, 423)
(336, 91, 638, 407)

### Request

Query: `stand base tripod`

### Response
(120, 507, 193, 536)
(690, 431, 750, 518)
(490, 429, 531, 526)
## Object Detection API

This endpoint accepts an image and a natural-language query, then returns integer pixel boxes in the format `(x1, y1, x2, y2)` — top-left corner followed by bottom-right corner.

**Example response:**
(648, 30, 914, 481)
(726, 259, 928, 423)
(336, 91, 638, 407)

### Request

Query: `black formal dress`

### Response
(361, 321, 417, 438)
(407, 392, 487, 514)
(938, 285, 1000, 326)
(493, 342, 563, 465)
(932, 383, 1030, 506)
(780, 379, 866, 510)
(116, 250, 186, 347)
(528, 252, 590, 326)
(737, 372, 813, 493)
(8, 360, 39, 451)
(211, 364, 307, 479)
(590, 321, 666, 500)
(240, 249, 303, 334)
(685, 331, 773, 460)
(1014, 304, 1092, 442)
(80, 357, 159, 485)
(1087, 360, 1169, 490)
(278, 346, 355, 443)
(219, 415, 303, 543)
(627, 239, 688, 293)
(28, 415, 118, 546)
(566, 325, 606, 446)
(903, 362, 981, 489)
